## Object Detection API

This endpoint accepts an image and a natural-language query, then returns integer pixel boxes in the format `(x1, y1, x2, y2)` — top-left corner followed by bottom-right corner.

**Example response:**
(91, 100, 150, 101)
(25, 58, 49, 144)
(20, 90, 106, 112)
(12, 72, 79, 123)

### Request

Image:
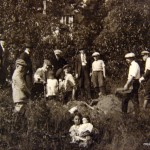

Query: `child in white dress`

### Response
(76, 116, 93, 148)
(69, 113, 82, 143)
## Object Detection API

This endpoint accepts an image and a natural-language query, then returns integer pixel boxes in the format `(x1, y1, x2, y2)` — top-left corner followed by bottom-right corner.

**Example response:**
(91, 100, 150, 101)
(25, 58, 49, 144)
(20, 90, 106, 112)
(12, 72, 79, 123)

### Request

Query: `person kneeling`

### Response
(31, 59, 51, 99)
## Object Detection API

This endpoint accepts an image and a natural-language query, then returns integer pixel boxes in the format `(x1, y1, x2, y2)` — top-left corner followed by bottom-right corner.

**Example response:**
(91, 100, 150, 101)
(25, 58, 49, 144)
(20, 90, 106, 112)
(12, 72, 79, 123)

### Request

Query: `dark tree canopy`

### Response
(0, 0, 149, 77)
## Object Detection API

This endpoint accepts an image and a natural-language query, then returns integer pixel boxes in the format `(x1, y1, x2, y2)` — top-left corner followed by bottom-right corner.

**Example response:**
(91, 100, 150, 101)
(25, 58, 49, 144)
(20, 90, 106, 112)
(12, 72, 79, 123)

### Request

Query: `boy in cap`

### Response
(19, 43, 33, 90)
(32, 59, 52, 99)
(59, 64, 76, 102)
(139, 51, 150, 109)
(122, 52, 140, 114)
(91, 52, 106, 97)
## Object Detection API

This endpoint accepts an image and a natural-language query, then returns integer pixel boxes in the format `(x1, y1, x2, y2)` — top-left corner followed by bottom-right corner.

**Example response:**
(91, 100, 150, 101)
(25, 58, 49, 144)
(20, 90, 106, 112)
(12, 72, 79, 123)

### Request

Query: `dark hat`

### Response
(79, 47, 86, 52)
(63, 64, 71, 69)
(44, 59, 51, 66)
(16, 59, 27, 66)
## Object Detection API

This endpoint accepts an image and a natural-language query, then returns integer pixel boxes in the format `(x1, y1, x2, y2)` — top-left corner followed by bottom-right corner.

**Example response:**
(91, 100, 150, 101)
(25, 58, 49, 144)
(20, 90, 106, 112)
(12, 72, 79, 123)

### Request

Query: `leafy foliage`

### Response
(0, 0, 150, 76)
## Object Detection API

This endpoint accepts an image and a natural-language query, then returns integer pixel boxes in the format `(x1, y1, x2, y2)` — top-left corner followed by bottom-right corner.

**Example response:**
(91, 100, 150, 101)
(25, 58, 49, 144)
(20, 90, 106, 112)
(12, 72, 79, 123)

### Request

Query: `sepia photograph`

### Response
(0, 0, 150, 149)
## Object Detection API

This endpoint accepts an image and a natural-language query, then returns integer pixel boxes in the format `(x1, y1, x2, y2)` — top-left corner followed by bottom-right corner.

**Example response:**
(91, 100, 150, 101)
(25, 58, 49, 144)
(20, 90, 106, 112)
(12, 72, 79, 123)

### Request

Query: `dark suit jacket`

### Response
(19, 52, 33, 76)
(75, 54, 91, 77)
(0, 45, 3, 67)
(50, 53, 67, 71)
(49, 53, 67, 79)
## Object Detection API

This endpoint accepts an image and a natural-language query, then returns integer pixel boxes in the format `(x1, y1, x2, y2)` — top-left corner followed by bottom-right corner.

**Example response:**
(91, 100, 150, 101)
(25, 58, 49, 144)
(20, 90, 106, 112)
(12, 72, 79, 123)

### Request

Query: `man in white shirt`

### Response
(75, 48, 91, 100)
(139, 51, 150, 109)
(122, 53, 140, 114)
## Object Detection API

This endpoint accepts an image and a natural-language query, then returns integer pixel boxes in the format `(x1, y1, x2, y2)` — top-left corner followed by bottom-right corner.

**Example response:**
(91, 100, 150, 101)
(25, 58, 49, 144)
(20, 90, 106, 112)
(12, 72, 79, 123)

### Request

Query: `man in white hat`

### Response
(122, 52, 140, 114)
(139, 50, 150, 109)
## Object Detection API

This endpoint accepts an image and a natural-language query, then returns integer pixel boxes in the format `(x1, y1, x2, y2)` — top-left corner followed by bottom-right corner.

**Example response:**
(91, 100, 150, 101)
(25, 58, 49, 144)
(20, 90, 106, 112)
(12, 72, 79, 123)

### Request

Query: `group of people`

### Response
(0, 35, 150, 115)
(9, 44, 107, 113)
(0, 34, 150, 148)
(118, 51, 150, 114)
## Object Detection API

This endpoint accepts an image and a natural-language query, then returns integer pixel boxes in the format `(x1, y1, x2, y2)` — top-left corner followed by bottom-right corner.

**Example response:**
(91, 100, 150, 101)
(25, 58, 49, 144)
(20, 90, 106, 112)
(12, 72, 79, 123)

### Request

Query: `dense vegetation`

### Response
(0, 0, 150, 150)
(0, 0, 150, 77)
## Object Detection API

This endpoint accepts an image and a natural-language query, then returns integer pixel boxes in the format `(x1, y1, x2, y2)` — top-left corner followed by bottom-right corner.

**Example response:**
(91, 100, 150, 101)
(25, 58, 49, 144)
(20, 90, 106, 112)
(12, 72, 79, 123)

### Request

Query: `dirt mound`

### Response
(94, 95, 121, 115)
(65, 95, 121, 116)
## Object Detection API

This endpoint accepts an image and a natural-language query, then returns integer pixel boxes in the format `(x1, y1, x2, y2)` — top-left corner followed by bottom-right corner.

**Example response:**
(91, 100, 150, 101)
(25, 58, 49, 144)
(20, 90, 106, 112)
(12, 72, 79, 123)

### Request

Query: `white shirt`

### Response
(145, 57, 150, 72)
(128, 61, 140, 80)
(80, 53, 87, 66)
(78, 123, 93, 135)
(92, 60, 105, 71)
(47, 79, 58, 96)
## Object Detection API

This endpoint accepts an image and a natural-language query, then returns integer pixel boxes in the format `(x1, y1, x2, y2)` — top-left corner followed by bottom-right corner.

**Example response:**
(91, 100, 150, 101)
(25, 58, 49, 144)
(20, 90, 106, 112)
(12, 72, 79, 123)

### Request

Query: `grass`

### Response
(0, 85, 150, 150)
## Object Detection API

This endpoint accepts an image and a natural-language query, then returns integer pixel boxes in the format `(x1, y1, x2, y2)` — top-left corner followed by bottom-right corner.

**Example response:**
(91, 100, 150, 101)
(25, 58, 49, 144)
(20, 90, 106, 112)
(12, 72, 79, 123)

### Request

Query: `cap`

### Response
(54, 49, 62, 55)
(92, 52, 100, 57)
(44, 59, 51, 66)
(125, 52, 135, 58)
(63, 64, 71, 69)
(16, 59, 27, 66)
(68, 106, 78, 114)
(141, 51, 149, 56)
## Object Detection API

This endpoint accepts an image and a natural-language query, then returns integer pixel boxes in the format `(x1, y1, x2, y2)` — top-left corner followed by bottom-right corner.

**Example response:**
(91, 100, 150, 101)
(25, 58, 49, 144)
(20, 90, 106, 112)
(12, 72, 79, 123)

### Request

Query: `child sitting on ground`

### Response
(76, 116, 93, 148)
(69, 113, 82, 143)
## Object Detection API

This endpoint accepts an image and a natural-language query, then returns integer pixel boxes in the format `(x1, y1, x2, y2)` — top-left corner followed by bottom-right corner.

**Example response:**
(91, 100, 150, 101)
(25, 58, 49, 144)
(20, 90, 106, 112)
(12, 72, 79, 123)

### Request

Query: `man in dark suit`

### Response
(0, 36, 6, 88)
(19, 43, 33, 90)
(75, 48, 91, 100)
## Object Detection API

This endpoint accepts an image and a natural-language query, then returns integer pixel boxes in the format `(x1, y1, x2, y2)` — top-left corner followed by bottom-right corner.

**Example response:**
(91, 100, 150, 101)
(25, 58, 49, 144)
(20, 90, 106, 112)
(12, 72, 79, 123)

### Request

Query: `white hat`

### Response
(68, 106, 78, 114)
(92, 52, 100, 57)
(54, 49, 62, 55)
(125, 52, 135, 58)
(141, 51, 149, 55)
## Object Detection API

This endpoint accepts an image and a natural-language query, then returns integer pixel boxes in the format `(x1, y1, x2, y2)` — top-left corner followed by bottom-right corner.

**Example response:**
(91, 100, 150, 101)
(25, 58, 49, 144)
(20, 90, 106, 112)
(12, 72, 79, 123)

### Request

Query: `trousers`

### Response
(122, 80, 140, 113)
